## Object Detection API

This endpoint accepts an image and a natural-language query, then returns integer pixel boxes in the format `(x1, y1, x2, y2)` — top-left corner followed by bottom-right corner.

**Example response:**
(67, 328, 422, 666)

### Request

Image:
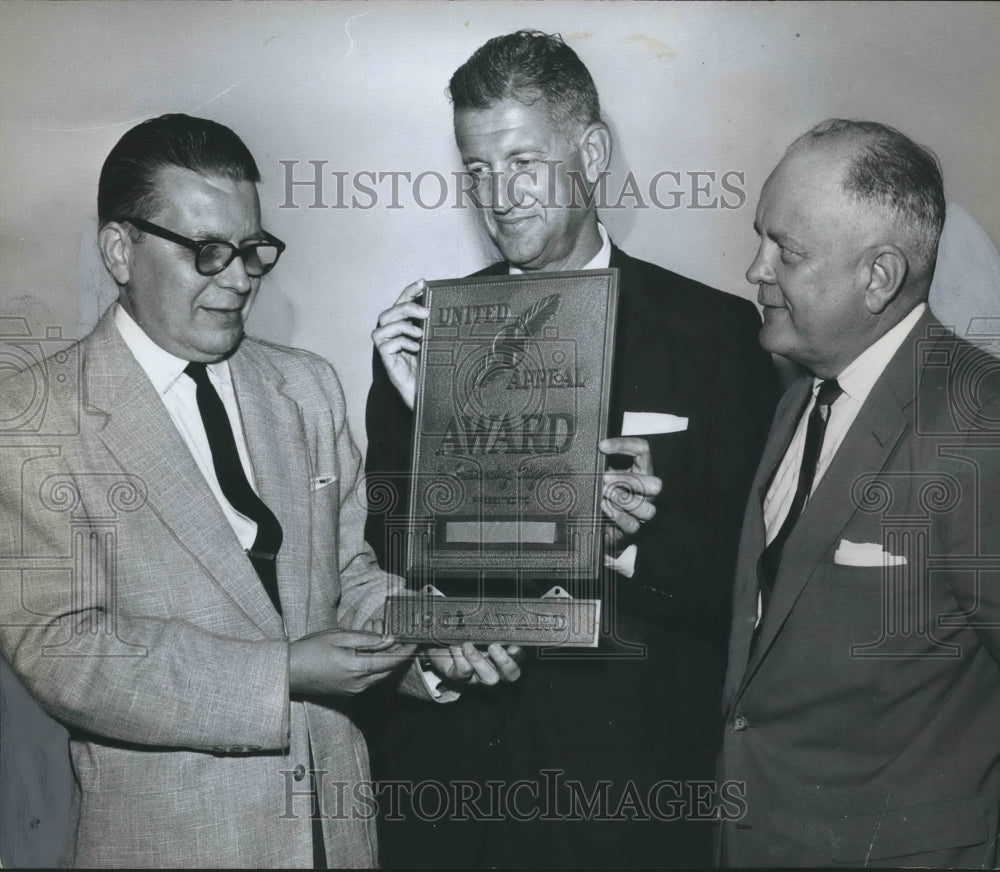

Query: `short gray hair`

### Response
(791, 119, 945, 279)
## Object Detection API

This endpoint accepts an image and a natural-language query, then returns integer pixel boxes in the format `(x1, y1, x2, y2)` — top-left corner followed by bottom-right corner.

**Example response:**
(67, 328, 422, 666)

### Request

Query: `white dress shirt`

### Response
(113, 304, 259, 549)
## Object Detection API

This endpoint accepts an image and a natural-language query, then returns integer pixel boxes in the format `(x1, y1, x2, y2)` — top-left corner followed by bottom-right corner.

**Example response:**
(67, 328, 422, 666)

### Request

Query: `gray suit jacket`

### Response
(719, 310, 1000, 867)
(0, 309, 428, 867)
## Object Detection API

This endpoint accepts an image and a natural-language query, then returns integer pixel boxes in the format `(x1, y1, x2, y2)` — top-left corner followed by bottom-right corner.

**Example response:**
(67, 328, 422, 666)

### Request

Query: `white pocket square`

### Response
(621, 411, 688, 436)
(312, 474, 337, 491)
(834, 539, 907, 567)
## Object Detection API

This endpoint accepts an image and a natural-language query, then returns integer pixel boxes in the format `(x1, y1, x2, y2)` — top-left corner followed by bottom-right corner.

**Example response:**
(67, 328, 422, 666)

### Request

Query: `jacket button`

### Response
(293, 763, 307, 781)
(733, 715, 749, 731)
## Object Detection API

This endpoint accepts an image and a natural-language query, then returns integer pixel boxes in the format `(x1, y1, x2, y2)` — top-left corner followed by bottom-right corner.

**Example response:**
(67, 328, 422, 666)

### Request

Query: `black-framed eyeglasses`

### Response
(125, 217, 286, 277)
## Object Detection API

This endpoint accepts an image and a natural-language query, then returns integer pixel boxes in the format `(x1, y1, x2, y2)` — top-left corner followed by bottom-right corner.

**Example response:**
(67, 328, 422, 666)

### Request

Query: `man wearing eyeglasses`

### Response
(0, 114, 516, 868)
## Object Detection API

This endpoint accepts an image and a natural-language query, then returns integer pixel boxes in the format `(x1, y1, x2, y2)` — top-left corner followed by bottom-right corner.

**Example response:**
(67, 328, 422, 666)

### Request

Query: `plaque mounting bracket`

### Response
(541, 586, 572, 600)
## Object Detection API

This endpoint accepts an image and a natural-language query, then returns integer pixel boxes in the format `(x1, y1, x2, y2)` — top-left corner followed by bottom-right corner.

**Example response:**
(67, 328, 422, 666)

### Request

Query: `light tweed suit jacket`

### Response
(0, 309, 429, 867)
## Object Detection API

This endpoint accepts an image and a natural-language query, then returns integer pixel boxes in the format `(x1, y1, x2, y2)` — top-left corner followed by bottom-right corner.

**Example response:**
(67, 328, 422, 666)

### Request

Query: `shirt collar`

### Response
(113, 302, 232, 395)
(815, 302, 927, 402)
(509, 222, 612, 275)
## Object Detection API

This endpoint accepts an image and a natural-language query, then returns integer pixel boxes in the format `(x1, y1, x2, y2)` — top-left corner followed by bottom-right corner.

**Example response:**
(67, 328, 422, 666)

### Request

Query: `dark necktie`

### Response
(758, 378, 843, 613)
(184, 362, 284, 615)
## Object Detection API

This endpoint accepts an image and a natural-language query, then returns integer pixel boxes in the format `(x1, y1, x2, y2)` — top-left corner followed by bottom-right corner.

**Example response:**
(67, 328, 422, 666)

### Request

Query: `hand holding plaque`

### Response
(599, 436, 661, 544)
(424, 642, 523, 687)
(371, 278, 430, 410)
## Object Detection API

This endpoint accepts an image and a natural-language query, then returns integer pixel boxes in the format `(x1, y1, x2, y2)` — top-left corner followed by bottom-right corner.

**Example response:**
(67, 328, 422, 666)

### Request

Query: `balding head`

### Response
(747, 121, 945, 377)
(788, 119, 945, 289)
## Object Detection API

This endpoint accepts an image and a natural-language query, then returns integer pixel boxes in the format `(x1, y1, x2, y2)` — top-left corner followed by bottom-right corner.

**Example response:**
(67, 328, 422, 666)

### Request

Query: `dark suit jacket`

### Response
(719, 309, 1000, 867)
(361, 246, 777, 868)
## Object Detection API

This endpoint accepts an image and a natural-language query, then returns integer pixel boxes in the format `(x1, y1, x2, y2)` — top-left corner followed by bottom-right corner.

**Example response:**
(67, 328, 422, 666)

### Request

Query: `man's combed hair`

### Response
(794, 119, 945, 278)
(448, 30, 601, 133)
(98, 113, 260, 226)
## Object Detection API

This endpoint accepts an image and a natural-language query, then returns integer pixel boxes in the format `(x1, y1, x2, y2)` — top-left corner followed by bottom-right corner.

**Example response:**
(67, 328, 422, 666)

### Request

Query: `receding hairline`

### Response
(781, 130, 941, 282)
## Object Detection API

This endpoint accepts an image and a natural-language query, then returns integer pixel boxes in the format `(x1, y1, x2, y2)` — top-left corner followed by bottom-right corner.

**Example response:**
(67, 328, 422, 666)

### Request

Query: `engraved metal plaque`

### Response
(384, 588, 601, 647)
(406, 270, 618, 581)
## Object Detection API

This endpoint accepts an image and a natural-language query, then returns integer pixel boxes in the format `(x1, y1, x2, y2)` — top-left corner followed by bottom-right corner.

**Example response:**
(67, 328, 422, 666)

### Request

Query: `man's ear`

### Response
(578, 122, 612, 185)
(864, 244, 908, 314)
(98, 222, 132, 286)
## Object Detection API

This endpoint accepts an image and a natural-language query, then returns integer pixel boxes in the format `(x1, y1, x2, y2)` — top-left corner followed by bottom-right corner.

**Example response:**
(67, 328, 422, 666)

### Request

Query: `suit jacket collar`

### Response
(736, 307, 944, 689)
(81, 311, 308, 638)
(608, 244, 631, 272)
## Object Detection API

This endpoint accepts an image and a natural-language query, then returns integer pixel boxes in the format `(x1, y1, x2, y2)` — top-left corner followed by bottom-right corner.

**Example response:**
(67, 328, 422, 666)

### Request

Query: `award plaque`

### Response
(384, 269, 618, 647)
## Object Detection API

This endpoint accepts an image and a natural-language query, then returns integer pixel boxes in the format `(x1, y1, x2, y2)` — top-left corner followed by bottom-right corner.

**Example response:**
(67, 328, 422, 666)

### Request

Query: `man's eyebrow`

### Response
(190, 229, 266, 244)
(771, 230, 803, 249)
(754, 222, 803, 250)
(504, 145, 545, 159)
(461, 145, 546, 166)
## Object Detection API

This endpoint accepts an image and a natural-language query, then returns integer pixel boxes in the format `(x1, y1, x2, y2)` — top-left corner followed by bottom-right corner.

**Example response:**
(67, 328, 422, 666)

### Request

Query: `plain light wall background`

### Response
(2, 0, 998, 452)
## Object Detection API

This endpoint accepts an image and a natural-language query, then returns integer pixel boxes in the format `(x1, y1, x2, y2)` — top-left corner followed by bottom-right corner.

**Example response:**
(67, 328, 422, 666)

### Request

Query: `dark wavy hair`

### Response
(448, 30, 601, 133)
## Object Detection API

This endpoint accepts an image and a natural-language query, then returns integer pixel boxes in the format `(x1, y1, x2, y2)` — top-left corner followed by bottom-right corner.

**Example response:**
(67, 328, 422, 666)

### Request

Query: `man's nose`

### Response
(490, 169, 534, 213)
(746, 244, 775, 286)
(215, 254, 253, 293)
(487, 169, 514, 213)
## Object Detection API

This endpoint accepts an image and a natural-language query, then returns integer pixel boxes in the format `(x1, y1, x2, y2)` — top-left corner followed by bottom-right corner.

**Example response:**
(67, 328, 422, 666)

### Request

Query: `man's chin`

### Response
(197, 327, 245, 360)
(492, 234, 545, 270)
(758, 321, 794, 358)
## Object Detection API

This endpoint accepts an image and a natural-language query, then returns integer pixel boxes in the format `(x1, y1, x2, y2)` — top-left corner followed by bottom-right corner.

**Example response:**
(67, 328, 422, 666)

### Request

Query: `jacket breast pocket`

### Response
(310, 475, 341, 525)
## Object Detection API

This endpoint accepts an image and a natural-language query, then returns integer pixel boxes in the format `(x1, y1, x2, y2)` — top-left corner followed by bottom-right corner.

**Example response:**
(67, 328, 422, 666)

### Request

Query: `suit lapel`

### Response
(606, 246, 636, 435)
(84, 313, 285, 636)
(723, 380, 812, 705)
(740, 311, 935, 683)
(229, 346, 313, 640)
